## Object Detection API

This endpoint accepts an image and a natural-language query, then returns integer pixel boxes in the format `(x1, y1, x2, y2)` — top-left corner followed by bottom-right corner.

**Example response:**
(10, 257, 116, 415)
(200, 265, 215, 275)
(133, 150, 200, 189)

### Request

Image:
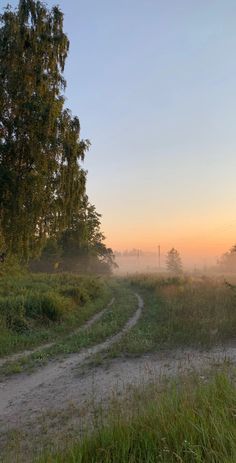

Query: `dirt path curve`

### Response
(0, 297, 115, 368)
(1, 289, 236, 460)
(0, 293, 143, 423)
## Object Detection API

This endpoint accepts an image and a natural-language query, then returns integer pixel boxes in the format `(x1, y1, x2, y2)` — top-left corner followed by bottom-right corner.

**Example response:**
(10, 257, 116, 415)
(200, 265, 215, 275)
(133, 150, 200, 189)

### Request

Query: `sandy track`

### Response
(1, 344, 236, 460)
(0, 297, 115, 368)
(0, 293, 143, 424)
(2, 292, 236, 461)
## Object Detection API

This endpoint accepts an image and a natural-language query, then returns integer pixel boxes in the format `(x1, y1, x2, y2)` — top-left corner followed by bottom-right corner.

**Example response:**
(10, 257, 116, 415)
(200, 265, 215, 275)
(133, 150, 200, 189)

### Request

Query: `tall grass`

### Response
(40, 372, 236, 463)
(0, 273, 109, 356)
(100, 275, 236, 358)
(123, 274, 236, 352)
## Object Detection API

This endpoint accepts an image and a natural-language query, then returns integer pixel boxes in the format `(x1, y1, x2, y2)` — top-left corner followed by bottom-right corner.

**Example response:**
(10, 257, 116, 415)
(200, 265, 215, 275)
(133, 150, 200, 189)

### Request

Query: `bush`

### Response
(61, 285, 90, 305)
(25, 292, 69, 322)
(0, 273, 106, 349)
(0, 295, 28, 332)
(0, 255, 26, 278)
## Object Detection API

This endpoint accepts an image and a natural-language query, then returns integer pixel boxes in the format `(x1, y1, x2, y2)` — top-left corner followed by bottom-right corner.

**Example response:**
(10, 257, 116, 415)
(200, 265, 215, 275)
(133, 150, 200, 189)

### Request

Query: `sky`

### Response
(6, 0, 236, 267)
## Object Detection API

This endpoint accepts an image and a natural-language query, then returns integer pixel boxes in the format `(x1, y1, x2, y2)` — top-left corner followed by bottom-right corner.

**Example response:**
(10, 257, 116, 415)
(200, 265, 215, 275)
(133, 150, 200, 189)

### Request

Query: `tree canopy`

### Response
(217, 245, 236, 273)
(0, 0, 115, 272)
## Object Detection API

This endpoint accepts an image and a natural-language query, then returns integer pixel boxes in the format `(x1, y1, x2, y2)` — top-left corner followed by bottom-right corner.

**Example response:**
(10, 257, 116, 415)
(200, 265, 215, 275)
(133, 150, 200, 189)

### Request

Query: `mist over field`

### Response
(113, 249, 236, 275)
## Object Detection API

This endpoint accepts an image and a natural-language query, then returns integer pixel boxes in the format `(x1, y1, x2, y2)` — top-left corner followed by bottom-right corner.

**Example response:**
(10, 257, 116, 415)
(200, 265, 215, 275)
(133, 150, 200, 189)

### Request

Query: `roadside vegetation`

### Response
(0, 271, 110, 358)
(0, 279, 138, 376)
(96, 274, 236, 360)
(131, 274, 236, 346)
(39, 370, 236, 463)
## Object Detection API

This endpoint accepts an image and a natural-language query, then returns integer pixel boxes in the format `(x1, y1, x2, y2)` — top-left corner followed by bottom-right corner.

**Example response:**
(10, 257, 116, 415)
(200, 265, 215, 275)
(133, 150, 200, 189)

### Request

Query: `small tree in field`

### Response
(166, 248, 182, 275)
(217, 245, 236, 273)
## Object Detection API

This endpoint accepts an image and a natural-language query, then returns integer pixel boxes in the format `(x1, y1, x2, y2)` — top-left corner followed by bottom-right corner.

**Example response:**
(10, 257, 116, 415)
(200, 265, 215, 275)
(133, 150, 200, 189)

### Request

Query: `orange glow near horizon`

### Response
(103, 219, 236, 268)
(88, 170, 236, 270)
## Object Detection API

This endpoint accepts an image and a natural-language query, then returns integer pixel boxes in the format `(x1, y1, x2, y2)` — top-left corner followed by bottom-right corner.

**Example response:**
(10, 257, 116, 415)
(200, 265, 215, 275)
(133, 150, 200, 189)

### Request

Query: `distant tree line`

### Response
(0, 0, 116, 273)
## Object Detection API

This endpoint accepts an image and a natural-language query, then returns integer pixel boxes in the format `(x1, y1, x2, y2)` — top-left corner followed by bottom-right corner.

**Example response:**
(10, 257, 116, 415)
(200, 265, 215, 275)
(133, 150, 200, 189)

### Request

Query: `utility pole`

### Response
(158, 245, 161, 270)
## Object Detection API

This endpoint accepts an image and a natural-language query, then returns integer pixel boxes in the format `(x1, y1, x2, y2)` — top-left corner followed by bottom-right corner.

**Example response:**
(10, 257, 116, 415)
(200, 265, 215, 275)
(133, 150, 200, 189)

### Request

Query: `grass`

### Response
(100, 274, 236, 360)
(2, 274, 236, 462)
(0, 282, 138, 376)
(37, 370, 236, 463)
(0, 273, 110, 357)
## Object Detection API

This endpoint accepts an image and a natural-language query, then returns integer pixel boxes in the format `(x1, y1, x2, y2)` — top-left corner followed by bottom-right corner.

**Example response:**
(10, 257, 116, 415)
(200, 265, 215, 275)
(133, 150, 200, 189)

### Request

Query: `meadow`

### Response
(2, 272, 236, 463)
(102, 274, 236, 360)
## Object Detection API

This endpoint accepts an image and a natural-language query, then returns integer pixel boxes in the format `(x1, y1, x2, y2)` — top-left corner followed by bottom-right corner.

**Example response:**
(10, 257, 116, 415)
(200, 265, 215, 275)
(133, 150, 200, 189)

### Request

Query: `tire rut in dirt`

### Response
(0, 297, 115, 368)
(0, 293, 143, 418)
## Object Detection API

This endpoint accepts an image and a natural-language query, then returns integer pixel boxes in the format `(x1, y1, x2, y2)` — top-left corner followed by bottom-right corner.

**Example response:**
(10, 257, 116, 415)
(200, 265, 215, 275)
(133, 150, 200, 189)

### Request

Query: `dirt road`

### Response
(0, 297, 115, 368)
(0, 293, 143, 425)
(1, 292, 236, 461)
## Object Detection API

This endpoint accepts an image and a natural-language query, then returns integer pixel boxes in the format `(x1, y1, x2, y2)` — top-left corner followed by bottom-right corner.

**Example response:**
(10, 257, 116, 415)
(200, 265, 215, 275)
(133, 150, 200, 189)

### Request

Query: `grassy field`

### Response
(0, 272, 111, 357)
(4, 273, 233, 363)
(100, 274, 236, 359)
(2, 272, 236, 463)
(39, 370, 236, 463)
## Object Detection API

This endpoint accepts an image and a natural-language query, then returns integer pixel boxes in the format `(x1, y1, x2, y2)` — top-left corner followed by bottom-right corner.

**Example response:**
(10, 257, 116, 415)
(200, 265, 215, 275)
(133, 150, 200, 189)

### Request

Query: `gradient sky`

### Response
(6, 0, 236, 267)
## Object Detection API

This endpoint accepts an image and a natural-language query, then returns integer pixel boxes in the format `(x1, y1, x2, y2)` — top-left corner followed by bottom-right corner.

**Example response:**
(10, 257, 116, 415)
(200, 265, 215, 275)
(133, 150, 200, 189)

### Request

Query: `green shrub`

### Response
(0, 273, 107, 355)
(85, 278, 103, 299)
(61, 285, 89, 305)
(25, 292, 69, 322)
(0, 255, 26, 278)
(0, 295, 28, 332)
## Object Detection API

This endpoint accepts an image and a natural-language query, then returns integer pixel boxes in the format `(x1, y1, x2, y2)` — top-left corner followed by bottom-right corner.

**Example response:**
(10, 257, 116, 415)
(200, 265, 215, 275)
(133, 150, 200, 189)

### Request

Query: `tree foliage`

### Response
(166, 248, 183, 275)
(0, 1, 115, 272)
(217, 245, 236, 273)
